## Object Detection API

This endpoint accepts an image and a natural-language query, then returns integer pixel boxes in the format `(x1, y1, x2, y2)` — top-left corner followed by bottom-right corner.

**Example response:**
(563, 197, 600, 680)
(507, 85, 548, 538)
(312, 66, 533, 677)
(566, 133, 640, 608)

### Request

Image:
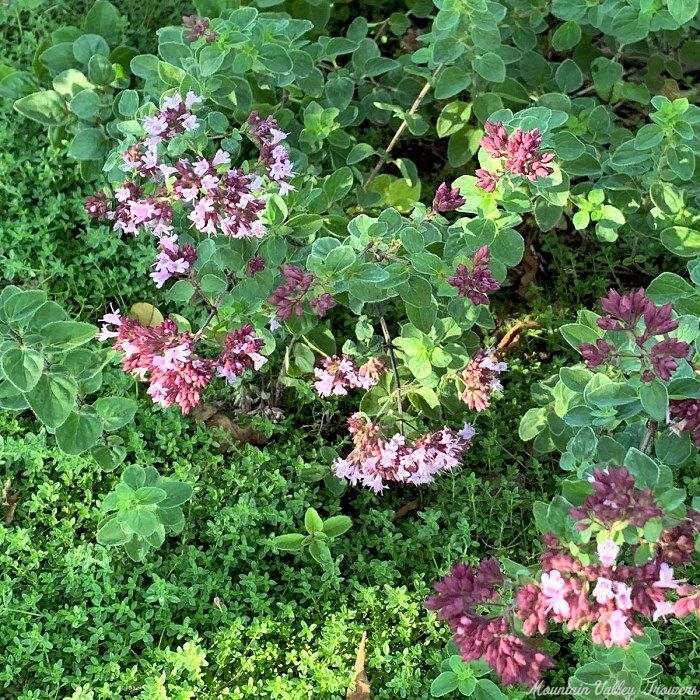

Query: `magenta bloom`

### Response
(334, 414, 474, 492)
(98, 311, 214, 413)
(426, 560, 555, 686)
(150, 235, 197, 288)
(432, 182, 465, 213)
(457, 348, 507, 411)
(475, 121, 555, 191)
(669, 399, 700, 446)
(268, 265, 336, 321)
(182, 14, 217, 43)
(215, 324, 267, 383)
(448, 246, 500, 306)
(313, 355, 384, 397)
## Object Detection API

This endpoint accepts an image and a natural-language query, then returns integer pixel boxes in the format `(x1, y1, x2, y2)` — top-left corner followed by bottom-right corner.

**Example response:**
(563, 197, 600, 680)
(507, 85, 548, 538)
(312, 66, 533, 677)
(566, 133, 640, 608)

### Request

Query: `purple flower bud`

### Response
(432, 182, 465, 213)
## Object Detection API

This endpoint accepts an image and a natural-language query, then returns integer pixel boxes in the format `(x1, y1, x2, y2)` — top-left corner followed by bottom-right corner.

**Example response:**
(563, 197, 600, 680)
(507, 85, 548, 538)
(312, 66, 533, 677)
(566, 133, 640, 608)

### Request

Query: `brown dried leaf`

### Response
(190, 403, 268, 452)
(2, 479, 19, 526)
(517, 242, 539, 297)
(497, 320, 539, 352)
(392, 499, 420, 522)
(346, 632, 370, 700)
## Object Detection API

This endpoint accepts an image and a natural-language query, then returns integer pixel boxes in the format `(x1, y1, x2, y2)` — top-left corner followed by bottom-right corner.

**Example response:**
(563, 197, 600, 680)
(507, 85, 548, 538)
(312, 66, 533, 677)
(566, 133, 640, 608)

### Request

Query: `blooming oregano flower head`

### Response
(98, 310, 213, 413)
(579, 288, 691, 382)
(426, 559, 555, 686)
(475, 121, 555, 192)
(268, 264, 336, 321)
(86, 99, 294, 242)
(669, 399, 700, 446)
(215, 324, 267, 383)
(97, 309, 266, 412)
(334, 414, 474, 492)
(247, 111, 295, 195)
(150, 235, 197, 288)
(597, 538, 620, 568)
(456, 348, 507, 411)
(431, 182, 465, 213)
(182, 15, 217, 43)
(447, 246, 501, 306)
(313, 355, 384, 397)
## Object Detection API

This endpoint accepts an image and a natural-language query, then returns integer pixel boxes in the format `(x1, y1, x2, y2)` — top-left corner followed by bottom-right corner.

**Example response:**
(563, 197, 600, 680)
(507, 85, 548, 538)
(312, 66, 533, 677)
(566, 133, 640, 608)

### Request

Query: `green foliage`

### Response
(271, 506, 353, 567)
(0, 286, 136, 460)
(97, 464, 193, 561)
(431, 649, 506, 698)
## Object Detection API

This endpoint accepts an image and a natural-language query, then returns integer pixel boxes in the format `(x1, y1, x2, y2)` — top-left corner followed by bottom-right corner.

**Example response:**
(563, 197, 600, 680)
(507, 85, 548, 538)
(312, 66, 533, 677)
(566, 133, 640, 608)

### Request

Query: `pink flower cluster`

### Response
(182, 15, 217, 42)
(669, 399, 700, 446)
(579, 288, 691, 382)
(247, 111, 295, 196)
(456, 348, 507, 411)
(425, 559, 555, 687)
(333, 414, 475, 492)
(313, 355, 385, 397)
(475, 121, 555, 192)
(268, 264, 336, 321)
(447, 246, 501, 306)
(86, 94, 295, 287)
(428, 467, 700, 687)
(431, 182, 465, 213)
(150, 235, 197, 288)
(98, 309, 266, 413)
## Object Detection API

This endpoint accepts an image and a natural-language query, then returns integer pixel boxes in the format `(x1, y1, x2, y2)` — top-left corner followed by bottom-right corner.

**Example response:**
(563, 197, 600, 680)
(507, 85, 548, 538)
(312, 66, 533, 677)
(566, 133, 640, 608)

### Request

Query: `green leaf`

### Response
(472, 53, 505, 83)
(667, 145, 695, 181)
(87, 54, 116, 85)
(67, 128, 109, 161)
(552, 21, 581, 51)
(122, 465, 146, 489)
(55, 408, 103, 454)
(73, 34, 110, 63)
(519, 407, 547, 441)
(634, 124, 664, 150)
(93, 396, 138, 431)
(347, 143, 375, 165)
(271, 533, 306, 551)
(40, 320, 97, 351)
(431, 672, 459, 697)
(560, 323, 601, 350)
(646, 272, 693, 303)
(304, 507, 324, 534)
(124, 508, 160, 538)
(323, 167, 354, 202)
(14, 90, 68, 126)
(124, 535, 150, 562)
(322, 515, 352, 538)
(134, 486, 167, 505)
(158, 480, 193, 508)
(474, 679, 507, 700)
(96, 515, 130, 545)
(3, 289, 47, 326)
(1, 347, 43, 392)
(458, 677, 477, 696)
(624, 448, 660, 489)
(639, 381, 668, 423)
(84, 1, 121, 40)
(26, 373, 78, 428)
(660, 227, 700, 258)
(70, 89, 100, 119)
(668, 0, 698, 25)
(434, 66, 471, 99)
(308, 539, 332, 565)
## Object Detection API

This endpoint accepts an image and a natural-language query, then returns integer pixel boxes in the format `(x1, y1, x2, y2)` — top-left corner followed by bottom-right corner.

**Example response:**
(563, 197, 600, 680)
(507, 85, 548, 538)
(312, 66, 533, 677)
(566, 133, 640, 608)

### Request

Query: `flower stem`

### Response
(364, 65, 443, 190)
